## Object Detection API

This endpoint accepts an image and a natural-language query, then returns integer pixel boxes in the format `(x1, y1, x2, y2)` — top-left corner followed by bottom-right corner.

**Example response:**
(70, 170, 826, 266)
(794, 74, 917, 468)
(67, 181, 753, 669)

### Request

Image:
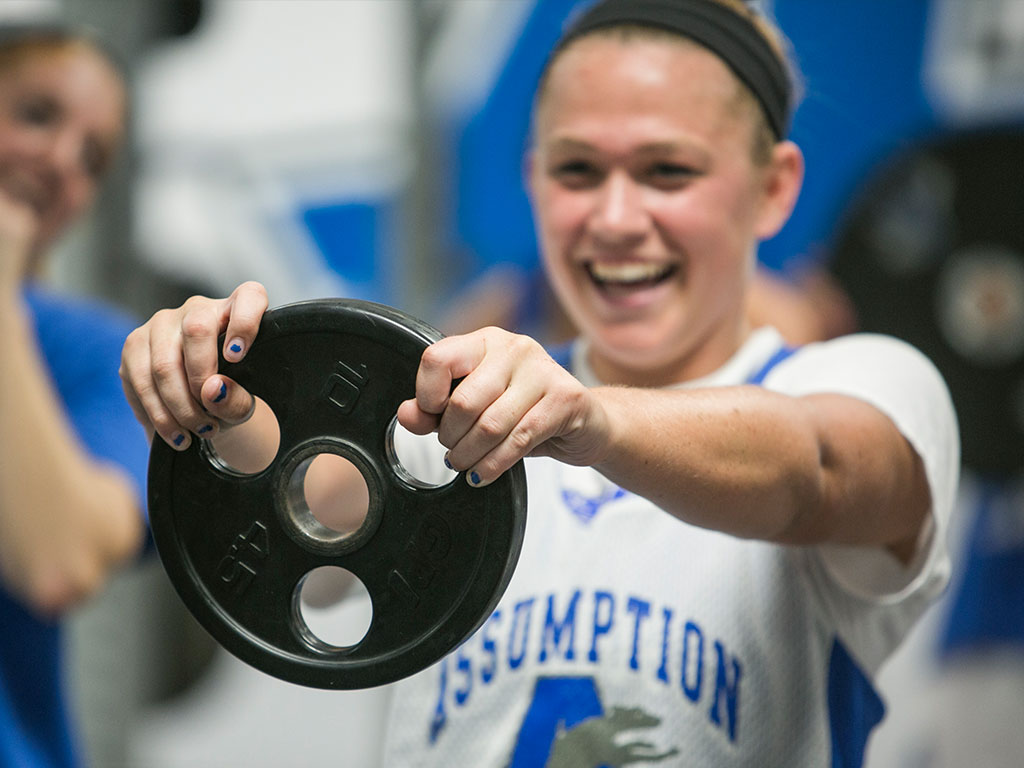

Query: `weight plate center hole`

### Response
(202, 396, 281, 476)
(387, 415, 457, 490)
(295, 566, 372, 650)
(286, 453, 370, 543)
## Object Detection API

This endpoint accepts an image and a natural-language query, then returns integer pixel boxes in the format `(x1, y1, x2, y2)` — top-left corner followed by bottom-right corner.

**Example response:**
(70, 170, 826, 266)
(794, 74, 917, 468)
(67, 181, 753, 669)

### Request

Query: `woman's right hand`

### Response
(0, 191, 38, 293)
(119, 281, 269, 450)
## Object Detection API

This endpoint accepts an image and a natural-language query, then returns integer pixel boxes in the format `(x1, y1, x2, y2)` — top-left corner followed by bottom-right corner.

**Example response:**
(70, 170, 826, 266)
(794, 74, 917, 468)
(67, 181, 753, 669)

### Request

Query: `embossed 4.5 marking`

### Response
(217, 521, 270, 594)
(388, 513, 453, 607)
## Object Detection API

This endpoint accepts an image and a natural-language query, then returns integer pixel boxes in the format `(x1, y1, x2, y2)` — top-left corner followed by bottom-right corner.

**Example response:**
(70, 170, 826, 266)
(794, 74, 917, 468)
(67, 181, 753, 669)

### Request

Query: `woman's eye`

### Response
(552, 160, 600, 186)
(15, 96, 59, 126)
(647, 163, 696, 186)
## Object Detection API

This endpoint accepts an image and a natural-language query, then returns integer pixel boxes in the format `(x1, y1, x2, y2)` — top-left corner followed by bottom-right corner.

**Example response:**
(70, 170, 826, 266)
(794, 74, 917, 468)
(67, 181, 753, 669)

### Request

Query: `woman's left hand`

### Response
(397, 327, 609, 486)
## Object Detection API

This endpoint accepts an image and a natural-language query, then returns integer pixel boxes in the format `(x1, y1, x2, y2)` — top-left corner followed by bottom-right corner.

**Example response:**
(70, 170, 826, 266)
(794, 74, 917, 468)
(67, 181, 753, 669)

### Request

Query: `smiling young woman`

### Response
(119, 1, 960, 764)
(529, 29, 803, 386)
(0, 31, 124, 269)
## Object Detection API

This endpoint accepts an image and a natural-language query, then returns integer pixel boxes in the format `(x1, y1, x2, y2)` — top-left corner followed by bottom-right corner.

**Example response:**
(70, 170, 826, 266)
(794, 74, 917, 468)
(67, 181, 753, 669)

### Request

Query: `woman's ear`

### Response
(754, 140, 804, 240)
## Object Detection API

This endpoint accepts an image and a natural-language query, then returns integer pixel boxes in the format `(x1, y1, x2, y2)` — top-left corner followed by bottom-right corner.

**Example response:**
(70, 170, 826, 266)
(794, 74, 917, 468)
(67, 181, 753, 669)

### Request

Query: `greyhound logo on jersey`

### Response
(503, 677, 678, 767)
(547, 705, 679, 767)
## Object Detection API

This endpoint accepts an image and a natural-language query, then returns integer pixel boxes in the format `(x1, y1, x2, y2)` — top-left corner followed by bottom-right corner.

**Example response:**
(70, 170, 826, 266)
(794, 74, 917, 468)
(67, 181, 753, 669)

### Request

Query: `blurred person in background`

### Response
(0, 24, 150, 768)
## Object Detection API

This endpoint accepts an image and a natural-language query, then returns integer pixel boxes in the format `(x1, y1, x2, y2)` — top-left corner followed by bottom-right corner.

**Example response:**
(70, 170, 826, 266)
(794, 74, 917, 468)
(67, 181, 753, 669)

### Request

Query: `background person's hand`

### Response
(0, 190, 38, 292)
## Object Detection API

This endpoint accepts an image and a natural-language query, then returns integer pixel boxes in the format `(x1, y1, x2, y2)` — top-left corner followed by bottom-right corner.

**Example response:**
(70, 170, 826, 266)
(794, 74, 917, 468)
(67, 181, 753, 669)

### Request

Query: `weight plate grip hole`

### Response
(286, 452, 370, 539)
(295, 566, 372, 650)
(201, 395, 281, 476)
(387, 415, 458, 490)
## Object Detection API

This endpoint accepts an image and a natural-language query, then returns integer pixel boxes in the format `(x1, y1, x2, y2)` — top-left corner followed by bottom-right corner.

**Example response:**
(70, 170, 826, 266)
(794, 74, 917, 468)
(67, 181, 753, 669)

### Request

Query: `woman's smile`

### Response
(582, 258, 682, 312)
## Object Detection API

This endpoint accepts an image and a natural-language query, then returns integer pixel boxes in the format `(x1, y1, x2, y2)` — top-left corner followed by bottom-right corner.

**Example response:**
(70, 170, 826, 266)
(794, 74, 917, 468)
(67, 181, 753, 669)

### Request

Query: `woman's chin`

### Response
(587, 331, 684, 383)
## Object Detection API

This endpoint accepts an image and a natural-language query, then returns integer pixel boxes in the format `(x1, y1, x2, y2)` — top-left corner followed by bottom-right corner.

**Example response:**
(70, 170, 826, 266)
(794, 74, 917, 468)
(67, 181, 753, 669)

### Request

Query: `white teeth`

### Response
(587, 261, 672, 284)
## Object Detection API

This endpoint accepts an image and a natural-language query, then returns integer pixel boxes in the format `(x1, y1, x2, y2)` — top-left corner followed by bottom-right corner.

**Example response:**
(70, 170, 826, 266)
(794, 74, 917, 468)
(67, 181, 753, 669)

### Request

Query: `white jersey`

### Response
(381, 328, 960, 767)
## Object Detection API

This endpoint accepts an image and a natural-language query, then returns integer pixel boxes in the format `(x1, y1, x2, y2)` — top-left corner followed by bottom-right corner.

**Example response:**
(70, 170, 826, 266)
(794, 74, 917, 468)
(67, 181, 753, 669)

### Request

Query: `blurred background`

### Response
(8, 0, 1023, 765)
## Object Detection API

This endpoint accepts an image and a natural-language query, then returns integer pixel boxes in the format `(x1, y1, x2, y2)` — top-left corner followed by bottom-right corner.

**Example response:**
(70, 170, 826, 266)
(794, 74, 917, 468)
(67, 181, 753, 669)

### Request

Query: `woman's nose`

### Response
(43, 128, 86, 183)
(38, 128, 94, 215)
(588, 170, 649, 245)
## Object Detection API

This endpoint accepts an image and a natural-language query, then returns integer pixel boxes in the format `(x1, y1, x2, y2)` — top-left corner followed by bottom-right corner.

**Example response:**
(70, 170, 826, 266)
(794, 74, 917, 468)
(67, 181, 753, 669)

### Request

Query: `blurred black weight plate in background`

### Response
(831, 127, 1024, 478)
(147, 299, 528, 689)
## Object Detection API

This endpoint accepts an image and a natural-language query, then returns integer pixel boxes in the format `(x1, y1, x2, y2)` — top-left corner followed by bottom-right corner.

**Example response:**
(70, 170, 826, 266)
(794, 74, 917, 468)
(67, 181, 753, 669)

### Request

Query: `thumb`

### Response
(201, 375, 256, 426)
(397, 397, 441, 436)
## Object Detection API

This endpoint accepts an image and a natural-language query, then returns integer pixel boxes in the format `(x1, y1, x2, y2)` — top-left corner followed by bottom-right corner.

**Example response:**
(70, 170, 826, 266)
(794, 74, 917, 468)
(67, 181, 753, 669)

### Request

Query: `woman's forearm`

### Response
(591, 384, 929, 551)
(0, 294, 142, 614)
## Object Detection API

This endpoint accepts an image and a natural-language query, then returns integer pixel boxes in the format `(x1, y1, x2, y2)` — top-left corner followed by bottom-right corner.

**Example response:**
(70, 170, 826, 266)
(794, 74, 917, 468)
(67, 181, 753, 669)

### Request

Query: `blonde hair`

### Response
(0, 25, 124, 82)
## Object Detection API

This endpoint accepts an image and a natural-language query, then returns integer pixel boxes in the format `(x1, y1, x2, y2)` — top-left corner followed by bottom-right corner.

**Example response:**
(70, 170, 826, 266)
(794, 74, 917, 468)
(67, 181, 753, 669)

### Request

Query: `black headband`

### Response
(555, 0, 792, 140)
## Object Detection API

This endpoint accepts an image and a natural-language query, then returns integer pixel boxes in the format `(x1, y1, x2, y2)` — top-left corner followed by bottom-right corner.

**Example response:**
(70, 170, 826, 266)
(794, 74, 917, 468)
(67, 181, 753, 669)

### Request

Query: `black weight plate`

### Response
(830, 127, 1024, 478)
(147, 299, 528, 689)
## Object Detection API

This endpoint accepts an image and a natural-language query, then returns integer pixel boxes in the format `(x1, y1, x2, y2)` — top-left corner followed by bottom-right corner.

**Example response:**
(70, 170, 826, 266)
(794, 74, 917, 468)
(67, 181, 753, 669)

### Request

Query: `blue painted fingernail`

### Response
(469, 471, 481, 486)
(172, 433, 185, 447)
(230, 342, 242, 354)
(198, 424, 213, 435)
(444, 455, 453, 470)
(213, 382, 227, 403)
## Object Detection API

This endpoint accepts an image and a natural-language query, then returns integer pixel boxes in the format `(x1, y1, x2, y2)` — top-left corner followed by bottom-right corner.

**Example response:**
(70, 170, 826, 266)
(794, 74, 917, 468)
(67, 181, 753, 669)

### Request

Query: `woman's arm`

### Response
(398, 326, 933, 558)
(121, 283, 935, 560)
(0, 192, 143, 615)
(591, 384, 929, 558)
(0, 287, 142, 616)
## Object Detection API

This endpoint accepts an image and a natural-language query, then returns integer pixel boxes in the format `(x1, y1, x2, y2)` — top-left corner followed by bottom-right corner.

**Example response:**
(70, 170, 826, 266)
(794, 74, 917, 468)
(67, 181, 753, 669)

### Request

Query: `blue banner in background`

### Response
(300, 198, 401, 303)
(942, 482, 1024, 656)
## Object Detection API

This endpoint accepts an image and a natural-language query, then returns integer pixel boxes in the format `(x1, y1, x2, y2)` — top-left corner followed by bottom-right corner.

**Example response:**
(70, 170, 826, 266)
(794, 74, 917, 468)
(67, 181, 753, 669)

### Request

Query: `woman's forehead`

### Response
(536, 35, 744, 137)
(5, 45, 125, 128)
(4, 42, 120, 93)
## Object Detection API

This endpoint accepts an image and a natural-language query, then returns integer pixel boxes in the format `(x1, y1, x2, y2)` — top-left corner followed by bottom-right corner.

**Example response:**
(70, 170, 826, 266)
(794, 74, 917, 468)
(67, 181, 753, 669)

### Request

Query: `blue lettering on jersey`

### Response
(480, 610, 502, 684)
(427, 588, 745, 749)
(657, 607, 673, 684)
(509, 598, 535, 669)
(588, 590, 615, 663)
(454, 644, 472, 706)
(539, 591, 581, 663)
(709, 640, 743, 742)
(681, 620, 704, 702)
(429, 658, 447, 744)
(626, 597, 651, 672)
